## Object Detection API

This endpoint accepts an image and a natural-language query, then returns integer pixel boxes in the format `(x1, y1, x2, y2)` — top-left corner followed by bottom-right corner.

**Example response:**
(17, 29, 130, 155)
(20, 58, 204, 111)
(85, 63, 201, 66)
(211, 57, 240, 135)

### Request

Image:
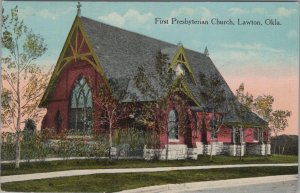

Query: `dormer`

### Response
(162, 44, 196, 83)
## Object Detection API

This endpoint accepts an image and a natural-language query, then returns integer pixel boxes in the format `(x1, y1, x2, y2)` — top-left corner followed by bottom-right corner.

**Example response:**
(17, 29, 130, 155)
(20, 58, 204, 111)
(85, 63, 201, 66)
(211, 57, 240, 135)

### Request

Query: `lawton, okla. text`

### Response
(154, 17, 282, 26)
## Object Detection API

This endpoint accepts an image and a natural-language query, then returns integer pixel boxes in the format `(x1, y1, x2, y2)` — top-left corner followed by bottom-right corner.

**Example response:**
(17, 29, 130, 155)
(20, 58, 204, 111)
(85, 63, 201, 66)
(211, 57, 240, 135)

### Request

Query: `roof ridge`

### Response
(81, 16, 174, 47)
(81, 16, 205, 55)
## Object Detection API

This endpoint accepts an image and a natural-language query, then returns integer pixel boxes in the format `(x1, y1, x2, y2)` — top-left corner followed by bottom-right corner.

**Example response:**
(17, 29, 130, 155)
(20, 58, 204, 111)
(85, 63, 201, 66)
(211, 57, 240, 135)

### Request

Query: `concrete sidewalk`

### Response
(1, 156, 143, 164)
(1, 163, 297, 183)
(118, 174, 298, 193)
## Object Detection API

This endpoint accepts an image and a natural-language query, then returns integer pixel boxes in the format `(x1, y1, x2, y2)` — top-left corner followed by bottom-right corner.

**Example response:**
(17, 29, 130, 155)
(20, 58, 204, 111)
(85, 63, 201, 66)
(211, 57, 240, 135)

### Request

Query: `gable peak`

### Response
(177, 41, 183, 47)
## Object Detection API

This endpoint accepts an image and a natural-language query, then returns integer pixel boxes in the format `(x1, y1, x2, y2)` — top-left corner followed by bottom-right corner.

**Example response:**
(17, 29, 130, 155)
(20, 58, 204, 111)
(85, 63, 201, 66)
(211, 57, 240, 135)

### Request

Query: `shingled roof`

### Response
(42, 16, 267, 127)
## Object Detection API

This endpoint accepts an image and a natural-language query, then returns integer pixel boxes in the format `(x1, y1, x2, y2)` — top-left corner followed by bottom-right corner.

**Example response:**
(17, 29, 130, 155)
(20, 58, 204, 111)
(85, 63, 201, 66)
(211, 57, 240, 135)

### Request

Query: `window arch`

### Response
(69, 76, 93, 133)
(168, 109, 179, 140)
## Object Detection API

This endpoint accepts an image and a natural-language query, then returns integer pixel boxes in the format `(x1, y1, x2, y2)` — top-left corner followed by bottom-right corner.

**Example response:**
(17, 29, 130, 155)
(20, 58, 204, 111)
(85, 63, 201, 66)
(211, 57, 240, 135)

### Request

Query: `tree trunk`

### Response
(239, 128, 243, 160)
(281, 146, 285, 154)
(166, 132, 169, 161)
(15, 62, 21, 169)
(210, 142, 213, 161)
(265, 142, 268, 156)
(109, 123, 112, 160)
(239, 144, 243, 160)
(15, 131, 21, 168)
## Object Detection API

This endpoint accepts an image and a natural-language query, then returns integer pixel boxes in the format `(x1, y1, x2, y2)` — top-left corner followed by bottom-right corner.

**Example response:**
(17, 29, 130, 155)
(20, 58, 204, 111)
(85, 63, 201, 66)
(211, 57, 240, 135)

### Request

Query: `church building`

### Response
(39, 8, 271, 160)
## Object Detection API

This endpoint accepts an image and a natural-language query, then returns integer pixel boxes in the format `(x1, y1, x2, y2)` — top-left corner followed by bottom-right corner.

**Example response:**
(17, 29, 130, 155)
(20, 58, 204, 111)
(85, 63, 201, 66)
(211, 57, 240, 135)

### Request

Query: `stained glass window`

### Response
(69, 76, 93, 133)
(168, 109, 179, 140)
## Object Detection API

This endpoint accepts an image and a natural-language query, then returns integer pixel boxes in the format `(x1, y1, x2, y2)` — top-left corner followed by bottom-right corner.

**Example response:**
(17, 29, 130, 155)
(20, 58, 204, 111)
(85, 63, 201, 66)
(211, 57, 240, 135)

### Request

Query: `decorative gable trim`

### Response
(164, 77, 200, 107)
(39, 16, 110, 107)
(169, 46, 197, 84)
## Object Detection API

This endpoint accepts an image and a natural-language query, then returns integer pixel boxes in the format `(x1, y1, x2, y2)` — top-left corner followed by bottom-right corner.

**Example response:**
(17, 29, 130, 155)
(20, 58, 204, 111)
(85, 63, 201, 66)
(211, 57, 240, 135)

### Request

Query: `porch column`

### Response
(259, 128, 264, 144)
(232, 127, 236, 144)
(239, 128, 244, 144)
(265, 129, 271, 155)
(239, 127, 245, 156)
(230, 127, 237, 156)
(259, 128, 266, 155)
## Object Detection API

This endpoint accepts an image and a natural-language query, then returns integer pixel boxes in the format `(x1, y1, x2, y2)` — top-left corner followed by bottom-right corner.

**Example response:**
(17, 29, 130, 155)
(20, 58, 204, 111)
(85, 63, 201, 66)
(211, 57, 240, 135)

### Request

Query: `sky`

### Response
(3, 2, 299, 135)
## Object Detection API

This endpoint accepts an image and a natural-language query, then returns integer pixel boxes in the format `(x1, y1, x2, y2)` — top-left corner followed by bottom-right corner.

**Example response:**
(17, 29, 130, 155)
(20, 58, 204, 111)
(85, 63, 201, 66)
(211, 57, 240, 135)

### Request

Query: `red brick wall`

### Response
(42, 59, 104, 133)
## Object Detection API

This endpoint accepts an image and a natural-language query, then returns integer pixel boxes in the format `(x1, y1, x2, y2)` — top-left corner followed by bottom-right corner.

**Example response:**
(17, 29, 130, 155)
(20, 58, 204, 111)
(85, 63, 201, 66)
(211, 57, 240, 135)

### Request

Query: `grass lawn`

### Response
(2, 166, 297, 192)
(2, 154, 297, 176)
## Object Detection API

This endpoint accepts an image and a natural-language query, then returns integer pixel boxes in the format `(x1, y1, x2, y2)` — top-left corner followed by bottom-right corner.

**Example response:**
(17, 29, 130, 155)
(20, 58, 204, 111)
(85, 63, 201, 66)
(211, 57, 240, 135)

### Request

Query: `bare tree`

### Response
(269, 110, 291, 154)
(236, 83, 254, 110)
(1, 6, 49, 168)
(198, 72, 231, 161)
(92, 81, 129, 159)
(235, 83, 292, 155)
(133, 52, 191, 160)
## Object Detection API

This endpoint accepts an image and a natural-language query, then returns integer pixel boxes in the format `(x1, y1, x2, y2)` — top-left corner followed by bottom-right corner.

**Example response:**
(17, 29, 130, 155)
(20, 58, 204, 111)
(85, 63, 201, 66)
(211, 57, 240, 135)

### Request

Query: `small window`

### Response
(168, 109, 179, 140)
(175, 63, 185, 76)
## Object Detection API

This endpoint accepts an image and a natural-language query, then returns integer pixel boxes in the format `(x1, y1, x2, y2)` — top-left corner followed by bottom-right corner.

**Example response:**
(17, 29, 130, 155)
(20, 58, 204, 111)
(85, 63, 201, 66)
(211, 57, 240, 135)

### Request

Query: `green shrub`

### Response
(112, 128, 146, 157)
(1, 132, 16, 160)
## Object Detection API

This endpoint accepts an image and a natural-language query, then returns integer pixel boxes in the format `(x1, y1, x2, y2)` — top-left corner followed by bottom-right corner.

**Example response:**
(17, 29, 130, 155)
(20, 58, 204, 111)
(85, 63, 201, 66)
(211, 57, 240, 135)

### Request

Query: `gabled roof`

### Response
(41, 16, 267, 127)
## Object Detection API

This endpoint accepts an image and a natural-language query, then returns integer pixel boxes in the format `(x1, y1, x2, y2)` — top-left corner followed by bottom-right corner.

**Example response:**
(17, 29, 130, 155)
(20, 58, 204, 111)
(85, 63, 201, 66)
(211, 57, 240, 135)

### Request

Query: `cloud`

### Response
(19, 7, 75, 20)
(252, 8, 267, 14)
(287, 30, 298, 40)
(200, 7, 214, 19)
(169, 7, 215, 19)
(275, 7, 297, 17)
(170, 7, 196, 17)
(228, 7, 267, 15)
(221, 42, 284, 53)
(98, 9, 154, 28)
(212, 48, 298, 80)
(228, 8, 248, 15)
(37, 9, 58, 20)
(98, 12, 125, 26)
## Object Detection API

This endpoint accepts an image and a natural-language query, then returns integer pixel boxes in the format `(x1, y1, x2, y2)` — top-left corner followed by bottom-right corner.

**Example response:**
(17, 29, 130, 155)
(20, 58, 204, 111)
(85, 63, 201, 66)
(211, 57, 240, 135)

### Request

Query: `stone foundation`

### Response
(187, 142, 204, 159)
(161, 144, 188, 160)
(266, 143, 271, 155)
(144, 144, 188, 160)
(228, 144, 245, 156)
(144, 142, 204, 160)
(237, 144, 245, 156)
(144, 142, 271, 160)
(143, 148, 162, 160)
(246, 143, 271, 156)
(204, 142, 231, 155)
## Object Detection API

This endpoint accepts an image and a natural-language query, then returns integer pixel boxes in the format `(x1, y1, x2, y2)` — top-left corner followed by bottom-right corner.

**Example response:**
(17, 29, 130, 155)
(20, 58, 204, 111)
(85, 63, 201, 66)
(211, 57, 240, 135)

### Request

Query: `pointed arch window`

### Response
(168, 109, 179, 140)
(69, 76, 93, 133)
